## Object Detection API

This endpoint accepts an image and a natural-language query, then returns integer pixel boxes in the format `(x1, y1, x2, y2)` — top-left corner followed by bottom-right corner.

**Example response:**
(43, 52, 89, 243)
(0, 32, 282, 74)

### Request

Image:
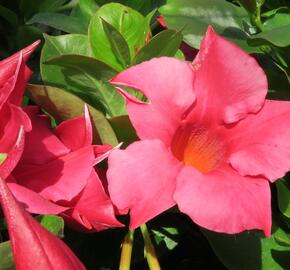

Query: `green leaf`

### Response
(0, 154, 7, 166)
(79, 0, 99, 19)
(159, 0, 250, 50)
(101, 18, 131, 68)
(88, 3, 150, 71)
(0, 5, 17, 26)
(152, 227, 179, 250)
(202, 227, 290, 270)
(276, 179, 290, 218)
(0, 241, 14, 270)
(263, 13, 290, 31)
(36, 215, 64, 237)
(45, 54, 125, 117)
(26, 84, 118, 146)
(108, 115, 137, 146)
(27, 12, 87, 34)
(249, 25, 290, 47)
(134, 29, 183, 64)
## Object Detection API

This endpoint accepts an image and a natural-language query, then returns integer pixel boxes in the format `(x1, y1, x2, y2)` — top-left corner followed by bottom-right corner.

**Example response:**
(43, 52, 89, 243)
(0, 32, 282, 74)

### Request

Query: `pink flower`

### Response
(0, 43, 85, 270)
(107, 27, 290, 236)
(0, 41, 39, 179)
(9, 106, 122, 231)
(0, 175, 85, 270)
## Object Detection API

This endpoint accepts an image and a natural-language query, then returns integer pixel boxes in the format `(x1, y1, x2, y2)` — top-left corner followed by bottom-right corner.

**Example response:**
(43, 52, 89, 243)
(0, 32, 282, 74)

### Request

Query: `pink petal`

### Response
(107, 140, 181, 228)
(0, 41, 40, 108)
(14, 146, 95, 202)
(70, 170, 123, 231)
(21, 106, 70, 165)
(174, 165, 271, 236)
(228, 100, 290, 181)
(55, 105, 93, 150)
(0, 126, 24, 180)
(187, 26, 267, 124)
(8, 182, 68, 214)
(111, 57, 196, 146)
(0, 176, 85, 270)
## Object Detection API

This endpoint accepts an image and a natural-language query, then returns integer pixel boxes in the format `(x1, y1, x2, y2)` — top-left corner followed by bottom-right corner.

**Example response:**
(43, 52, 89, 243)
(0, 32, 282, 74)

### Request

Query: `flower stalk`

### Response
(140, 224, 161, 270)
(119, 229, 135, 270)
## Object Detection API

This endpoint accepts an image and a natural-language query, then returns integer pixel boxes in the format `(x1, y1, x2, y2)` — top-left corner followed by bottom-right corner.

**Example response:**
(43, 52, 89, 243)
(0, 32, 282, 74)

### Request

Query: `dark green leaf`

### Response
(26, 84, 119, 146)
(88, 3, 150, 71)
(159, 0, 252, 51)
(45, 54, 125, 116)
(27, 12, 87, 34)
(276, 179, 290, 218)
(202, 227, 290, 270)
(108, 115, 137, 146)
(134, 29, 183, 64)
(0, 241, 14, 270)
(101, 18, 131, 68)
(0, 5, 17, 26)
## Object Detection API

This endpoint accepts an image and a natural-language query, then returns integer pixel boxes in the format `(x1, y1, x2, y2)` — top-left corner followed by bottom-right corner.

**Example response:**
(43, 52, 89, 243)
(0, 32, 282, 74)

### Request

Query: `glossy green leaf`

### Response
(108, 115, 137, 146)
(79, 0, 99, 19)
(159, 0, 250, 50)
(101, 18, 131, 68)
(133, 29, 183, 64)
(36, 215, 64, 237)
(45, 54, 125, 116)
(202, 227, 290, 270)
(88, 3, 150, 71)
(27, 12, 87, 34)
(249, 25, 290, 47)
(26, 84, 119, 146)
(41, 34, 103, 111)
(0, 241, 14, 270)
(263, 13, 290, 31)
(276, 179, 290, 218)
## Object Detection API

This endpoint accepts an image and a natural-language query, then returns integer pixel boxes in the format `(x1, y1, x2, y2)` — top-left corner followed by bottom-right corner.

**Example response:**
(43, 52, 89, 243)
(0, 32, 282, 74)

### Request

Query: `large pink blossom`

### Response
(107, 27, 290, 236)
(9, 106, 122, 231)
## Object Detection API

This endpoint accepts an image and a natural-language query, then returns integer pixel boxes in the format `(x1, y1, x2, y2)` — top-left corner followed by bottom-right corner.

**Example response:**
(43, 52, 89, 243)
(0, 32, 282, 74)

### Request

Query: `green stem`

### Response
(56, 0, 78, 12)
(119, 230, 134, 270)
(140, 224, 161, 270)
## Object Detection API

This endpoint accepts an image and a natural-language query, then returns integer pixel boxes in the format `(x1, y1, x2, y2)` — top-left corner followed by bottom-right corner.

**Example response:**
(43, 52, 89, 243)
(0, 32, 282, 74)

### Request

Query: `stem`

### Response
(119, 230, 134, 270)
(56, 0, 78, 12)
(140, 224, 161, 270)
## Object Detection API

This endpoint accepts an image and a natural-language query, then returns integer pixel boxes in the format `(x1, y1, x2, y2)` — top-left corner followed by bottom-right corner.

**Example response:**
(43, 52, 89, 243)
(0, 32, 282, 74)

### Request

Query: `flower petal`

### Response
(21, 106, 70, 165)
(0, 176, 85, 270)
(55, 105, 93, 151)
(8, 182, 68, 214)
(188, 26, 267, 124)
(174, 165, 271, 236)
(0, 41, 40, 109)
(14, 146, 95, 202)
(70, 170, 123, 231)
(111, 57, 195, 145)
(228, 100, 290, 181)
(107, 140, 181, 229)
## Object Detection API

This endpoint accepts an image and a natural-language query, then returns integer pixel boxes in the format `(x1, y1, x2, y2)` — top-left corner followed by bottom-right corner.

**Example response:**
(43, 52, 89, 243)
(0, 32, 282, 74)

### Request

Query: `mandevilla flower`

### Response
(0, 41, 39, 179)
(107, 27, 290, 236)
(0, 43, 85, 269)
(8, 106, 122, 231)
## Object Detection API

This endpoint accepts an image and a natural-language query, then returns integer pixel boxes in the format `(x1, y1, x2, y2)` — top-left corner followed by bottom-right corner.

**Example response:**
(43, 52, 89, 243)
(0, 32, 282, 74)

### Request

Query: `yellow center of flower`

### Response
(171, 124, 225, 173)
